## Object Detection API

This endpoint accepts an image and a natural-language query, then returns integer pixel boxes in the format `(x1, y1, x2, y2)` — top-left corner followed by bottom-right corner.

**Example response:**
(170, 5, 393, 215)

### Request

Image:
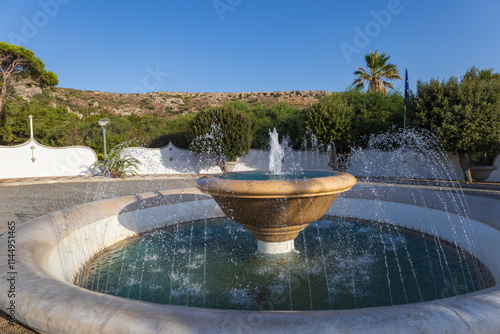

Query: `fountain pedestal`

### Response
(257, 240, 295, 254)
(196, 170, 356, 254)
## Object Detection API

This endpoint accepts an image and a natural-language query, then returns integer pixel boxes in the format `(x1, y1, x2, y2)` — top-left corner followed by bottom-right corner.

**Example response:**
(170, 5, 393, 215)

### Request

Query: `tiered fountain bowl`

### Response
(196, 170, 357, 253)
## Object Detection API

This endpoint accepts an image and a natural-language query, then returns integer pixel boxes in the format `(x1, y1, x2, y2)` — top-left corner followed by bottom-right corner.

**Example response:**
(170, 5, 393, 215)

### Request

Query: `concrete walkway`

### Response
(1, 175, 499, 333)
(0, 175, 199, 235)
(0, 175, 199, 333)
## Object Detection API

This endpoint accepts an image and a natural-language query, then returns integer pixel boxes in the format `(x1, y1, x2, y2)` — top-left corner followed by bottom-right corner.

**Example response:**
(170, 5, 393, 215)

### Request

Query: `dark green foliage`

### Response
(343, 89, 404, 145)
(468, 151, 497, 166)
(266, 103, 306, 148)
(305, 90, 404, 149)
(149, 113, 195, 148)
(0, 93, 79, 145)
(224, 100, 251, 112)
(408, 66, 500, 182)
(0, 42, 58, 86)
(189, 106, 252, 161)
(218, 101, 306, 149)
(245, 103, 271, 147)
(0, 42, 58, 115)
(1, 89, 405, 155)
(0, 93, 195, 154)
(243, 102, 306, 149)
(409, 67, 500, 154)
(1, 83, 406, 159)
(41, 71, 59, 87)
(305, 94, 353, 149)
(92, 140, 141, 178)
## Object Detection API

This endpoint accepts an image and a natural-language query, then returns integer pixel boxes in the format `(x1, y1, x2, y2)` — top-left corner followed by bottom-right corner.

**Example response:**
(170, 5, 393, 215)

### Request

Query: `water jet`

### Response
(1, 129, 499, 333)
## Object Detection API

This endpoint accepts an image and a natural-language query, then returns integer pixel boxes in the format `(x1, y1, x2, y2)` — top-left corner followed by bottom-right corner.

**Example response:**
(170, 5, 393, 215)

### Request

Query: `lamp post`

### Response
(98, 118, 110, 157)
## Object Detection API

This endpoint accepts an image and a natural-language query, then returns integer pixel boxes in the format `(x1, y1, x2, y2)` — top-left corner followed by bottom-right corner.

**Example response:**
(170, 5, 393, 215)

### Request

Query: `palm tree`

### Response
(352, 50, 401, 93)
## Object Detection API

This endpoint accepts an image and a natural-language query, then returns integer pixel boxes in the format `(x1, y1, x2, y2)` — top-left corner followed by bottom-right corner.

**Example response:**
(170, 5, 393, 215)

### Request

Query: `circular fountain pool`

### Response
(1, 186, 500, 333)
(77, 216, 489, 311)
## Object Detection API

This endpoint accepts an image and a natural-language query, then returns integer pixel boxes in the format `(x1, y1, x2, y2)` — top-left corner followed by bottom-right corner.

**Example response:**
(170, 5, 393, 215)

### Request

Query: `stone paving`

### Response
(0, 175, 199, 235)
(0, 175, 499, 333)
(0, 175, 198, 333)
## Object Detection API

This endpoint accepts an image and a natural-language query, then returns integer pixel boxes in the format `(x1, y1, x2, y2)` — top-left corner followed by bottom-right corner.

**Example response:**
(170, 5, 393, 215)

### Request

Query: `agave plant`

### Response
(92, 141, 141, 178)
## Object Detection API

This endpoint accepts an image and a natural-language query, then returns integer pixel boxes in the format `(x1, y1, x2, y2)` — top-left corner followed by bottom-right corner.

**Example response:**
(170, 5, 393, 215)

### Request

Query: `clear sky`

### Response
(1, 0, 499, 94)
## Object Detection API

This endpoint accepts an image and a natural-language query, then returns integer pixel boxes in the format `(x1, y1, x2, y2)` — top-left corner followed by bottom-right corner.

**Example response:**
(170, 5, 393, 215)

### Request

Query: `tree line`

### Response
(0, 88, 405, 151)
(1, 43, 499, 182)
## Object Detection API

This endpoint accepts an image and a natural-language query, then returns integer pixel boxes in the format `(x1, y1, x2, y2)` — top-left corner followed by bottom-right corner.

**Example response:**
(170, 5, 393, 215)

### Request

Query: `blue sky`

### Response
(1, 0, 499, 94)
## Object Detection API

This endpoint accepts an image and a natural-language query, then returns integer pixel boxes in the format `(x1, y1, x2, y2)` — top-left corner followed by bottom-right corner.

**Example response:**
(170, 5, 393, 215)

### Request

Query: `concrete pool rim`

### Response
(1, 185, 500, 333)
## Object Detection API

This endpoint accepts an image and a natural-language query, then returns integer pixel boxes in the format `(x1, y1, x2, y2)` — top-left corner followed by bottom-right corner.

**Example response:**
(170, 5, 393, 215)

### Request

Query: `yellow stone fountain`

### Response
(196, 170, 356, 253)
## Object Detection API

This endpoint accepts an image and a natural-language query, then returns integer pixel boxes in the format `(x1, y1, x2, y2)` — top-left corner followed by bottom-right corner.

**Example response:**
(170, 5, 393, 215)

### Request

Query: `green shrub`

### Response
(267, 103, 305, 147)
(408, 67, 500, 182)
(150, 113, 195, 148)
(305, 94, 353, 149)
(189, 106, 252, 161)
(342, 89, 404, 145)
(91, 141, 141, 178)
(243, 102, 305, 149)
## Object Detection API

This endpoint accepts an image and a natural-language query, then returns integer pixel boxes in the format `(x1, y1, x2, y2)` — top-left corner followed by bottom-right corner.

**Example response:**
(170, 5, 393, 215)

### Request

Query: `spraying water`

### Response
(269, 128, 285, 174)
(76, 216, 488, 310)
(73, 128, 493, 312)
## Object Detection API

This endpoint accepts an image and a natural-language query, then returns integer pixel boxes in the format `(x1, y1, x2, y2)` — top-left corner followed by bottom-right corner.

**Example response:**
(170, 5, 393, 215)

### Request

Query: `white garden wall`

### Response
(488, 154, 500, 182)
(346, 149, 465, 180)
(123, 144, 500, 182)
(1, 138, 498, 182)
(124, 143, 332, 174)
(0, 138, 97, 179)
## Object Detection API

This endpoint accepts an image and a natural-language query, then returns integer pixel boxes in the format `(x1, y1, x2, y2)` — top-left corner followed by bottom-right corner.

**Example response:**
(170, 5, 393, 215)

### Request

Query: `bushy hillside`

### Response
(1, 82, 404, 157)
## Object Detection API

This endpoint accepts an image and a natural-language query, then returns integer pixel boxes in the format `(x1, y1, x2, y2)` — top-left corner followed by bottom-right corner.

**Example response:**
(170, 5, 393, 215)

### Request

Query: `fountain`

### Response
(196, 170, 356, 253)
(196, 128, 356, 254)
(1, 129, 500, 333)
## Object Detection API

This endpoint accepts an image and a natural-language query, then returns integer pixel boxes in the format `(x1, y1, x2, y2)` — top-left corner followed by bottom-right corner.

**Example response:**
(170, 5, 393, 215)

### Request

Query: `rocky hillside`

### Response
(12, 80, 331, 118)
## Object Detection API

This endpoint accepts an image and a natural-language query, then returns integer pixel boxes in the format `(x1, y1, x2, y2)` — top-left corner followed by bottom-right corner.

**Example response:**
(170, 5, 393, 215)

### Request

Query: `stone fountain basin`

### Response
(1, 185, 500, 333)
(196, 171, 357, 242)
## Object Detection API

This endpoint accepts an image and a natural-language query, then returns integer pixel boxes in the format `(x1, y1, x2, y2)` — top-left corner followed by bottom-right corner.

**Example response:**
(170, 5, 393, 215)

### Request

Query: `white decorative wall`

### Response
(1, 137, 498, 182)
(238, 149, 332, 171)
(486, 154, 500, 182)
(124, 144, 500, 182)
(124, 143, 220, 174)
(345, 150, 500, 182)
(0, 138, 97, 179)
(124, 143, 332, 174)
(346, 149, 464, 180)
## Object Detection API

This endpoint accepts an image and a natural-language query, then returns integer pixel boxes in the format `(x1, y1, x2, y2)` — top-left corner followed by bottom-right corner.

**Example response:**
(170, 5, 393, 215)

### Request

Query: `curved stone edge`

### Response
(346, 183, 500, 230)
(1, 186, 500, 333)
(196, 171, 357, 198)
